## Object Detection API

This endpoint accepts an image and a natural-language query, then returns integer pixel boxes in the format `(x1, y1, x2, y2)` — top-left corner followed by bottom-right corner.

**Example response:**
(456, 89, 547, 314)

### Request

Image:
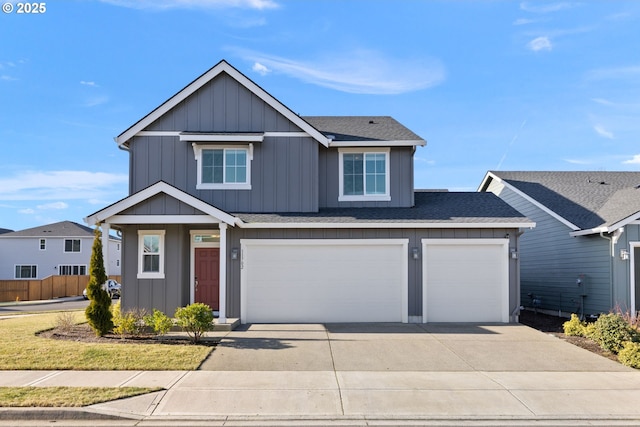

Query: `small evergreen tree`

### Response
(85, 227, 113, 336)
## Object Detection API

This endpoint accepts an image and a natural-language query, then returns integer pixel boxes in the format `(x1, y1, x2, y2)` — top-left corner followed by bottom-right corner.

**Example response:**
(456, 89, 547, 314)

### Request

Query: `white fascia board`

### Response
(84, 182, 237, 226)
(116, 61, 331, 148)
(236, 221, 536, 229)
(180, 133, 264, 142)
(570, 211, 640, 237)
(483, 172, 580, 231)
(136, 131, 181, 137)
(108, 215, 219, 225)
(329, 140, 426, 148)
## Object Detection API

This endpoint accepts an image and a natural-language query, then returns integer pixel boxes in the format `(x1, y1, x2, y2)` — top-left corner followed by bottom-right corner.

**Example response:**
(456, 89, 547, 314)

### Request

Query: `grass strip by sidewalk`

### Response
(0, 312, 212, 370)
(0, 386, 161, 407)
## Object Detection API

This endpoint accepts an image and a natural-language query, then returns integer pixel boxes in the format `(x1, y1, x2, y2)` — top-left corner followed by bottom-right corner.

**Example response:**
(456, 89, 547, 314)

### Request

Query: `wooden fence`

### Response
(0, 275, 122, 303)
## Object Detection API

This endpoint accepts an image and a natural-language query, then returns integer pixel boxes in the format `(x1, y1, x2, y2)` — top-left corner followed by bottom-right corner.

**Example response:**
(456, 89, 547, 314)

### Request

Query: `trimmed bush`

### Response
(111, 300, 147, 337)
(175, 303, 213, 344)
(591, 313, 639, 354)
(618, 341, 640, 369)
(144, 309, 174, 336)
(563, 314, 586, 336)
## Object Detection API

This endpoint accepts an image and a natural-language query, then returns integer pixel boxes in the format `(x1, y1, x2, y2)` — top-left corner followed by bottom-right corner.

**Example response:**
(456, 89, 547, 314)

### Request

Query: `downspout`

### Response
(511, 229, 526, 322)
(600, 228, 624, 310)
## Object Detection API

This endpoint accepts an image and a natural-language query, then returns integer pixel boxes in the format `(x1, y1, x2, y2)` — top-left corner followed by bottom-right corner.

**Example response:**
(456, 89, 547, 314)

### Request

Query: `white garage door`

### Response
(423, 239, 509, 323)
(241, 239, 408, 323)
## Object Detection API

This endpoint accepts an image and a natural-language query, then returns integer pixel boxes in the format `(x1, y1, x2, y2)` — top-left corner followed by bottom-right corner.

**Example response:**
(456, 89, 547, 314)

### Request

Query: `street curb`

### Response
(0, 296, 84, 308)
(0, 407, 138, 421)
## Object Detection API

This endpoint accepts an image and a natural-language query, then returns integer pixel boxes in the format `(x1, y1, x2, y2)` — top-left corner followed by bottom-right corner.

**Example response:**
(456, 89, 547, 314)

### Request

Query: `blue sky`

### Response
(1, 0, 639, 232)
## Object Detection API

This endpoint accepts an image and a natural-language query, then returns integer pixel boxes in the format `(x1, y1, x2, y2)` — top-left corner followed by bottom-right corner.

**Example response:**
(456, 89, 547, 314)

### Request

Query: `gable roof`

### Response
(234, 191, 534, 229)
(84, 181, 238, 226)
(303, 116, 425, 147)
(0, 221, 93, 238)
(116, 60, 330, 148)
(480, 171, 640, 235)
(0, 228, 13, 235)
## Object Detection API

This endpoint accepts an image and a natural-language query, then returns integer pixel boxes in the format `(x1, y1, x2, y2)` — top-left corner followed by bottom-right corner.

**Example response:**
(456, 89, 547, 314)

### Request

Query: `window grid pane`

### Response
(343, 153, 364, 195)
(364, 153, 386, 195)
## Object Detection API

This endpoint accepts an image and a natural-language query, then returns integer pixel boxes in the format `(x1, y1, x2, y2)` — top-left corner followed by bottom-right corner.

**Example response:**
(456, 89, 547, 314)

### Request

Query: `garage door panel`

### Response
(423, 239, 509, 323)
(241, 239, 408, 323)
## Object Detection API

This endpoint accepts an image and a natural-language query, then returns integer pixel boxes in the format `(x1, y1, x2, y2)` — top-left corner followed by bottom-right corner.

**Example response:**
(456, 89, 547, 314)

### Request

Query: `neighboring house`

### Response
(85, 60, 534, 324)
(0, 221, 121, 280)
(480, 171, 640, 317)
(0, 228, 13, 235)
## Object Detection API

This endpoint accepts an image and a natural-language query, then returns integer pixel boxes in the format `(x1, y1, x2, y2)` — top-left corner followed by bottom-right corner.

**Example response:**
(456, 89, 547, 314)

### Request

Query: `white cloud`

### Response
(528, 36, 552, 51)
(236, 50, 445, 95)
(593, 124, 614, 139)
(0, 170, 128, 201)
(18, 208, 35, 214)
(36, 202, 69, 210)
(83, 95, 110, 107)
(520, 2, 577, 13)
(623, 155, 640, 165)
(564, 158, 593, 165)
(513, 18, 536, 26)
(99, 0, 279, 10)
(1, 75, 17, 81)
(252, 62, 271, 76)
(80, 80, 99, 87)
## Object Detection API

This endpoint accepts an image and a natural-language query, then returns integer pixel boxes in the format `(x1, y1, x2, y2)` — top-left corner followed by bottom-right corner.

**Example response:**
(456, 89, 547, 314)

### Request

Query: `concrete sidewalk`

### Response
(2, 323, 640, 426)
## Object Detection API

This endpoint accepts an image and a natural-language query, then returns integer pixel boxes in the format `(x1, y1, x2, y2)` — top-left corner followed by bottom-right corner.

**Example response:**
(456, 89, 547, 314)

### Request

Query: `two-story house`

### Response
(0, 221, 121, 280)
(85, 60, 534, 324)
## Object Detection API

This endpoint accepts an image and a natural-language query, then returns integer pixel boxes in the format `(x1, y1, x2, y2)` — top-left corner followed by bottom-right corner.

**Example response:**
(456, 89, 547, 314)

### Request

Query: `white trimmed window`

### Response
(39, 239, 46, 251)
(59, 265, 87, 276)
(194, 145, 252, 190)
(339, 148, 390, 201)
(15, 265, 37, 279)
(64, 239, 81, 253)
(138, 230, 165, 279)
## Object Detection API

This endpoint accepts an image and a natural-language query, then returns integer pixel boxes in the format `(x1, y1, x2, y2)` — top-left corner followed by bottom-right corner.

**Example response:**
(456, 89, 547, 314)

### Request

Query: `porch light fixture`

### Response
(231, 248, 239, 260)
(620, 249, 630, 261)
(411, 247, 420, 260)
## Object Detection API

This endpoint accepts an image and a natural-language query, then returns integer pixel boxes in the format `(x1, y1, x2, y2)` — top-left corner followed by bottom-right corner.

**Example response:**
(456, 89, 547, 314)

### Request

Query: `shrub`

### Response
(85, 228, 113, 337)
(563, 314, 586, 336)
(174, 303, 213, 344)
(55, 311, 77, 333)
(591, 313, 639, 354)
(112, 300, 147, 338)
(618, 341, 640, 369)
(144, 309, 174, 336)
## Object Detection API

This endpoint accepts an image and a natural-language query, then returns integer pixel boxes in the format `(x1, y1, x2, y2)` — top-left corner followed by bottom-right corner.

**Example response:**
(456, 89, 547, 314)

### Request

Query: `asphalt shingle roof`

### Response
(489, 171, 640, 230)
(235, 191, 530, 225)
(302, 116, 424, 143)
(0, 221, 94, 238)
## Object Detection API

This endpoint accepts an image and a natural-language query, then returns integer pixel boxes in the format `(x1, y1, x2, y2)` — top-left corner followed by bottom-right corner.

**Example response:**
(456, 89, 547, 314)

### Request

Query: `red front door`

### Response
(195, 247, 220, 310)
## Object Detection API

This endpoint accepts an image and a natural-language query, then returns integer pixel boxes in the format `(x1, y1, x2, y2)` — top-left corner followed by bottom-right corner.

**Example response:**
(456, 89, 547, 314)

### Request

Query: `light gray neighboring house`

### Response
(0, 221, 121, 280)
(85, 60, 534, 324)
(480, 171, 640, 317)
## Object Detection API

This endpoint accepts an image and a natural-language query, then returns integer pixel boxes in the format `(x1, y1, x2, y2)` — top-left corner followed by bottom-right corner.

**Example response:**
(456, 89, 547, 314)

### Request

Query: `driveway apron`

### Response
(93, 322, 640, 422)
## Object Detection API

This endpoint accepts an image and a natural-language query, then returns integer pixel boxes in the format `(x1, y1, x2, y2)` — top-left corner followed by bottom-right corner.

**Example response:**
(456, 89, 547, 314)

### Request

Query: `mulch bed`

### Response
(37, 324, 216, 346)
(519, 310, 619, 363)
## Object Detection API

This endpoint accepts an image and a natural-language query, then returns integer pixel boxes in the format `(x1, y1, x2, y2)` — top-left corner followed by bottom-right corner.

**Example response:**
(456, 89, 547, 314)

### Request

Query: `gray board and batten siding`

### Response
(129, 71, 415, 212)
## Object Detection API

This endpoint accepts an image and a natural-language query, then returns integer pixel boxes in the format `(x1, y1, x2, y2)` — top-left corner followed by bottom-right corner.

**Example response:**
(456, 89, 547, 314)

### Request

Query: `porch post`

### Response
(218, 223, 227, 323)
(101, 223, 111, 277)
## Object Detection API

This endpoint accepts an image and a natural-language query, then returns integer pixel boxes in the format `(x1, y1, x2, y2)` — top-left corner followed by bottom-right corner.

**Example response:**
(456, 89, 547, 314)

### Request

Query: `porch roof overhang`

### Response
(84, 181, 237, 227)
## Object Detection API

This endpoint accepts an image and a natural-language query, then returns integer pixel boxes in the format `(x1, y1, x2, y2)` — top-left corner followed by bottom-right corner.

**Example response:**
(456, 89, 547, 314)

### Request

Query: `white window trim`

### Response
(193, 143, 252, 190)
(63, 239, 81, 253)
(15, 264, 37, 279)
(39, 239, 46, 251)
(338, 148, 391, 202)
(137, 230, 165, 279)
(58, 264, 88, 276)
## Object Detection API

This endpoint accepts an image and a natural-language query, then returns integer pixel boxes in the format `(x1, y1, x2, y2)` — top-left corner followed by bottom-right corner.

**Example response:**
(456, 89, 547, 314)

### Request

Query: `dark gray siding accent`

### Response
(225, 227, 519, 321)
(486, 180, 612, 316)
(120, 224, 190, 315)
(318, 146, 414, 208)
(121, 193, 206, 216)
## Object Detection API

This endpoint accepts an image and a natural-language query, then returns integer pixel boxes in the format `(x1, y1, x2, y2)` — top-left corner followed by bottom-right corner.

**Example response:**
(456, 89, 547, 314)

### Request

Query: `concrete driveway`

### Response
(118, 322, 640, 423)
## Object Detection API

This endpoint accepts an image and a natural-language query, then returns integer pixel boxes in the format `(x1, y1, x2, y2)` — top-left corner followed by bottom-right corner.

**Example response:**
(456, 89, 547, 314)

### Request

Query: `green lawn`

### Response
(0, 312, 212, 370)
(0, 386, 161, 407)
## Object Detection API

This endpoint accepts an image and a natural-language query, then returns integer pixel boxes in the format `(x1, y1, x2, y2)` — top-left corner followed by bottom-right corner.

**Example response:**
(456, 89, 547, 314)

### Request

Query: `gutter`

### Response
(599, 228, 624, 309)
